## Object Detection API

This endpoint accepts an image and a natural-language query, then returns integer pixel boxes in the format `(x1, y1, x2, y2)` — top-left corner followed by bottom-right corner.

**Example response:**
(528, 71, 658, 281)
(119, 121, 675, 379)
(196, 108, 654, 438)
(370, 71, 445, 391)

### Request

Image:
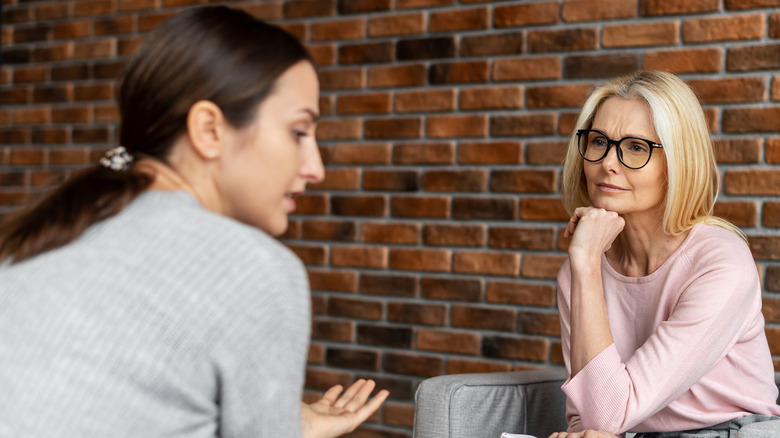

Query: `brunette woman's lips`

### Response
(286, 192, 300, 212)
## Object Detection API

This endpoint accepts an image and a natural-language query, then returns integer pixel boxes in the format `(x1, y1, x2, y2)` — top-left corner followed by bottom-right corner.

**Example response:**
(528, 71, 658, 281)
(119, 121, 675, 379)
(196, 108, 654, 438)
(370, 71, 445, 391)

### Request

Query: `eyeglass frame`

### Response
(575, 129, 663, 170)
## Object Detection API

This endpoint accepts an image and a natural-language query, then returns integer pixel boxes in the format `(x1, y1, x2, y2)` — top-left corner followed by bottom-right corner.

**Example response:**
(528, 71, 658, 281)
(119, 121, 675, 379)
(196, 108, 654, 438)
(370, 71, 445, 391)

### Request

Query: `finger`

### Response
(343, 379, 377, 412)
(352, 389, 389, 422)
(319, 384, 344, 406)
(333, 379, 365, 409)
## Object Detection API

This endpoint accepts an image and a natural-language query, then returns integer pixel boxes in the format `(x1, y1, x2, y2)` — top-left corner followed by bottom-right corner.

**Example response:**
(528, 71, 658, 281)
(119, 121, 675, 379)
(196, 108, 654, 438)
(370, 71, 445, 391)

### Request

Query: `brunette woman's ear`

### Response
(186, 100, 224, 160)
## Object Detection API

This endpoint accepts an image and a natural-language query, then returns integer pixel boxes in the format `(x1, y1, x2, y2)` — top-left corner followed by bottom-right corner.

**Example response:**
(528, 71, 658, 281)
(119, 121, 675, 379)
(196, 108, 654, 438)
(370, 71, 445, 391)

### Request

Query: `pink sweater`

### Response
(557, 224, 780, 434)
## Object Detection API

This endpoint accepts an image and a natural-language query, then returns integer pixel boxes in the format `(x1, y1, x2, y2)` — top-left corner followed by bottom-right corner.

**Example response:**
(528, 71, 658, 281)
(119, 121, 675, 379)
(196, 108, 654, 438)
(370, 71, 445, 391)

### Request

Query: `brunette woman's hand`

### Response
(301, 379, 389, 438)
(564, 207, 624, 266)
(548, 430, 619, 438)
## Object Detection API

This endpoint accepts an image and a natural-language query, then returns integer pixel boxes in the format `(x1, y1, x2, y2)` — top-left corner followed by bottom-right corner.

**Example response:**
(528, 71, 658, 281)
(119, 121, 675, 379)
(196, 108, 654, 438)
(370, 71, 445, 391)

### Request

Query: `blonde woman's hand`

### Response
(548, 430, 619, 438)
(564, 207, 624, 266)
(301, 379, 389, 438)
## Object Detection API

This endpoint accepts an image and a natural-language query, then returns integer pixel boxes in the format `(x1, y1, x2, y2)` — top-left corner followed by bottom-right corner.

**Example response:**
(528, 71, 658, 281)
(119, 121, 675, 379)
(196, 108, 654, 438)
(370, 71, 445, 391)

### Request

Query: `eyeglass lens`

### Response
(579, 130, 653, 169)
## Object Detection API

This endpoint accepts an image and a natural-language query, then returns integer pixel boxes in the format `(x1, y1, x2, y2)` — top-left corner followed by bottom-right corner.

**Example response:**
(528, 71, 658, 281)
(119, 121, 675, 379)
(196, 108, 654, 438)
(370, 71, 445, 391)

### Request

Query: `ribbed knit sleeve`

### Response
(556, 225, 780, 434)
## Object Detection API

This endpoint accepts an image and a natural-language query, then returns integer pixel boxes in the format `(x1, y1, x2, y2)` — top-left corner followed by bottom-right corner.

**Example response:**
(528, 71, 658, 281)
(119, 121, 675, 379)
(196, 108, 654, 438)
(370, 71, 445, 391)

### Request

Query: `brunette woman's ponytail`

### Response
(0, 6, 311, 264)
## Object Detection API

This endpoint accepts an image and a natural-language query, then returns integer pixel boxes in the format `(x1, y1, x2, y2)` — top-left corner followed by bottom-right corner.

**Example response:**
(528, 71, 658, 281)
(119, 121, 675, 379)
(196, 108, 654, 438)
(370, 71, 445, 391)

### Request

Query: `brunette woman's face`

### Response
(217, 60, 324, 236)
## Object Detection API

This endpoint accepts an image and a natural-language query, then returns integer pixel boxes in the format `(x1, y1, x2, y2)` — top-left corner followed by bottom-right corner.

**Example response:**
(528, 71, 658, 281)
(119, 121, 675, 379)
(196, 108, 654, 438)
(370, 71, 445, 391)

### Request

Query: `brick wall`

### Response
(3, 0, 780, 436)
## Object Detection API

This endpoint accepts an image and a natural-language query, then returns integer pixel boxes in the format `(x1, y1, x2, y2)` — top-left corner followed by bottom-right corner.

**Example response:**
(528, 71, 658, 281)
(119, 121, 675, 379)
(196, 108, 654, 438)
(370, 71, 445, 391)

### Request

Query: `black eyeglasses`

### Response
(576, 129, 663, 170)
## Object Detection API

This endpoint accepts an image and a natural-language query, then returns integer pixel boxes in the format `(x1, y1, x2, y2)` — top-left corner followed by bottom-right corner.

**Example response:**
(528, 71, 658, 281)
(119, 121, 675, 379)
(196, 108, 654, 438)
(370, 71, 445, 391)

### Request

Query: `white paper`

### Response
(501, 433, 538, 438)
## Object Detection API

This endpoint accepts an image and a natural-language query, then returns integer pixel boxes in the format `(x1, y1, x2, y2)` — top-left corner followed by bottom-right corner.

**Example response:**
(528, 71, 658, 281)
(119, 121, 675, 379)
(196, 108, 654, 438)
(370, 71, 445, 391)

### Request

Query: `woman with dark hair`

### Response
(0, 6, 387, 437)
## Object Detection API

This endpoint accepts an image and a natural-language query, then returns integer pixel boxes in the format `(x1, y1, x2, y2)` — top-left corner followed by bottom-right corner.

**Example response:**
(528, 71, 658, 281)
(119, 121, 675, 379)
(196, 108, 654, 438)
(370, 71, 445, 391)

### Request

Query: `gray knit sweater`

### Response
(0, 191, 311, 437)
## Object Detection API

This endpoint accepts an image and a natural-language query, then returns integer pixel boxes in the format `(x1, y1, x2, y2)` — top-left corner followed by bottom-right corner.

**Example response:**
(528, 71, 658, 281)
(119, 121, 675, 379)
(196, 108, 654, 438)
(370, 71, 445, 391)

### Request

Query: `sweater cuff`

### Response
(561, 343, 626, 430)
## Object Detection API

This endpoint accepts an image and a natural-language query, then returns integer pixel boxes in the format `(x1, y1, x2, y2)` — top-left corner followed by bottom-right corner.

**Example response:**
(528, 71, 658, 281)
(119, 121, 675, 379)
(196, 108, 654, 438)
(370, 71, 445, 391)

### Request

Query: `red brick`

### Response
(603, 22, 679, 48)
(31, 128, 69, 144)
(308, 269, 359, 292)
(423, 224, 486, 247)
(0, 190, 31, 206)
(452, 197, 519, 221)
(454, 250, 521, 277)
(327, 347, 380, 371)
(305, 368, 352, 392)
(490, 170, 557, 193)
(767, 203, 780, 228)
(712, 138, 762, 163)
(308, 343, 324, 364)
(728, 43, 780, 72)
(447, 359, 512, 375)
(564, 53, 640, 79)
(337, 93, 391, 115)
(312, 319, 356, 342)
(422, 169, 487, 192)
(429, 61, 490, 85)
(562, 0, 637, 22)
(368, 64, 426, 88)
(723, 107, 780, 133)
(486, 281, 556, 307)
(236, 2, 283, 20)
(359, 273, 418, 297)
(522, 254, 568, 279)
(417, 329, 479, 354)
(310, 168, 360, 191)
(331, 143, 391, 165)
(768, 266, 780, 291)
(368, 12, 424, 37)
(389, 303, 447, 326)
(494, 2, 559, 28)
(482, 335, 549, 362)
(768, 138, 780, 164)
(461, 32, 524, 57)
(318, 67, 365, 90)
(526, 141, 568, 165)
(383, 352, 443, 377)
(713, 201, 758, 228)
(771, 13, 780, 39)
(427, 115, 488, 138)
(2, 87, 30, 104)
(642, 0, 718, 15)
(138, 12, 177, 33)
(14, 107, 50, 124)
(688, 78, 766, 104)
(452, 305, 515, 331)
(13, 66, 48, 83)
(283, 0, 335, 18)
(726, 0, 780, 9)
(493, 57, 562, 82)
(294, 194, 329, 215)
(302, 220, 357, 241)
(339, 41, 394, 64)
(460, 86, 523, 110)
(488, 227, 556, 251)
(72, 127, 109, 144)
(306, 44, 336, 66)
(32, 43, 75, 62)
(362, 222, 421, 244)
(393, 142, 455, 165)
(74, 84, 113, 101)
(358, 325, 412, 348)
(362, 170, 419, 191)
(383, 402, 415, 429)
(365, 118, 421, 139)
(395, 89, 456, 113)
(311, 18, 365, 41)
(287, 244, 328, 266)
(73, 39, 115, 59)
(316, 118, 362, 140)
(749, 236, 780, 261)
(397, 0, 453, 6)
(724, 170, 780, 195)
(429, 7, 488, 32)
(117, 36, 142, 56)
(518, 311, 561, 336)
(331, 195, 388, 216)
(528, 29, 598, 52)
(339, 0, 393, 14)
(527, 84, 593, 109)
(397, 37, 455, 60)
(458, 141, 522, 165)
(684, 13, 765, 43)
(390, 196, 450, 218)
(49, 149, 89, 165)
(491, 114, 557, 137)
(521, 197, 569, 221)
(390, 248, 452, 272)
(328, 296, 383, 320)
(421, 277, 483, 301)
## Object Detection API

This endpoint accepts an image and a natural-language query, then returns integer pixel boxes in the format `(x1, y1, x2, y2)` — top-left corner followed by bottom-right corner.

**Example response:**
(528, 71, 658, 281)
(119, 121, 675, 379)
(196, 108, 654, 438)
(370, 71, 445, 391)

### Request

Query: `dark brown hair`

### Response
(0, 6, 311, 264)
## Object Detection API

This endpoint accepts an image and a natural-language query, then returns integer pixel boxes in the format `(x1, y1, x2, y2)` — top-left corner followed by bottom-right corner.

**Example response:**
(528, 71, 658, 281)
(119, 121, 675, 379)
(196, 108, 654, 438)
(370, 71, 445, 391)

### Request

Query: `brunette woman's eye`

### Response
(293, 130, 307, 142)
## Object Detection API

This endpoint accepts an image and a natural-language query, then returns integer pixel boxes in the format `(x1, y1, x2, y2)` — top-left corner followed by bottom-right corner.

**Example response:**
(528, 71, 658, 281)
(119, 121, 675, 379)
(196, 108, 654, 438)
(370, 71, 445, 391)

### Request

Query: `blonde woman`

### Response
(551, 71, 779, 438)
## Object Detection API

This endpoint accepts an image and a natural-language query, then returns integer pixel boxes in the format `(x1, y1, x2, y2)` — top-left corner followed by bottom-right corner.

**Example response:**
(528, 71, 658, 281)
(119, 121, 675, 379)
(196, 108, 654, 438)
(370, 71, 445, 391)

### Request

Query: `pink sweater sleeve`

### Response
(557, 230, 765, 434)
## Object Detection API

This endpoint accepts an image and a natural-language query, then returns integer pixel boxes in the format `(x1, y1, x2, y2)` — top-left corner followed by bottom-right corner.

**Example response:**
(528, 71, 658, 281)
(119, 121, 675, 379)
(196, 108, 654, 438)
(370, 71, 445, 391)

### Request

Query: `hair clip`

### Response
(100, 146, 134, 171)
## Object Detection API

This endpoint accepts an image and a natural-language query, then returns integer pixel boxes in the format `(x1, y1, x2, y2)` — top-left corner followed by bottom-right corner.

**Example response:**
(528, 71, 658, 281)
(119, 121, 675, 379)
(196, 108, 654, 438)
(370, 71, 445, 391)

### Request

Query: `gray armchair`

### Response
(413, 369, 780, 438)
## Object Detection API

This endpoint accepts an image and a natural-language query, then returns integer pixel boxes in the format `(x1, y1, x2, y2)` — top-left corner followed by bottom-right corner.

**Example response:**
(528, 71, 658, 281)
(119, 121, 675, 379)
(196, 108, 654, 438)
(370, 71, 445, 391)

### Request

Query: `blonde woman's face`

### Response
(583, 97, 666, 221)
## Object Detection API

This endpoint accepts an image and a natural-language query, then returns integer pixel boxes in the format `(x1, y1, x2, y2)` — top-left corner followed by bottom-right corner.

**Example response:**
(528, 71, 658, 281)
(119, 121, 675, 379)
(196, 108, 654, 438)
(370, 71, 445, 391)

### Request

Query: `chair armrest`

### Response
(413, 368, 568, 438)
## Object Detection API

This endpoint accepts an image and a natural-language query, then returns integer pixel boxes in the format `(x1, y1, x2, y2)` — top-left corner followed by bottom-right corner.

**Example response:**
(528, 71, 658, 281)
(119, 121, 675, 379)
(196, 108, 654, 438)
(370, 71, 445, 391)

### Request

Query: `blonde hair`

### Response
(561, 70, 744, 240)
